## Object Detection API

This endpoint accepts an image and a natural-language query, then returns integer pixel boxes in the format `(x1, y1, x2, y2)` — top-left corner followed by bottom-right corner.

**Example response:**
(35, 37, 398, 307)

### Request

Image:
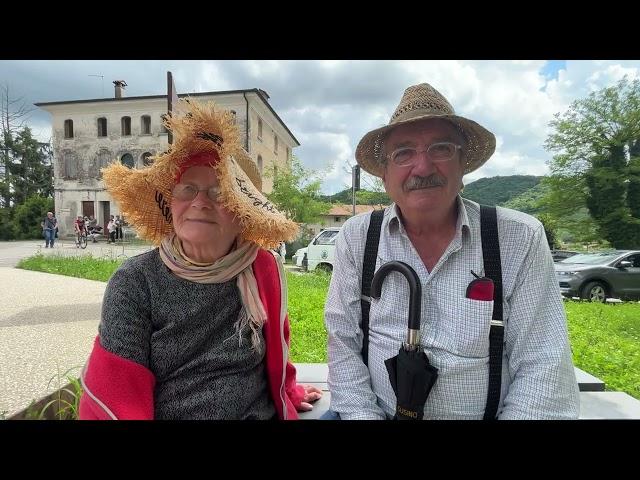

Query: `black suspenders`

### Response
(479, 205, 504, 420)
(360, 205, 504, 419)
(360, 208, 385, 368)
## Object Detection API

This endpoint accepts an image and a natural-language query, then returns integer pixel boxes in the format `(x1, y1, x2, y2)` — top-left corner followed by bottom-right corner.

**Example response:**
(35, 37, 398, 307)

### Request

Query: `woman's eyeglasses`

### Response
(172, 184, 222, 202)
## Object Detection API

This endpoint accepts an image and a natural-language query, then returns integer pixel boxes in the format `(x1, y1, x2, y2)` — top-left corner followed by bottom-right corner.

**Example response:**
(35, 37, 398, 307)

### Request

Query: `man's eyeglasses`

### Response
(387, 142, 462, 167)
(172, 184, 222, 202)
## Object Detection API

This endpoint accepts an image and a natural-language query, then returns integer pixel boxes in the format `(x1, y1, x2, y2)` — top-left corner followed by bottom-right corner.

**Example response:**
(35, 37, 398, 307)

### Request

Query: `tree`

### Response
(266, 155, 330, 225)
(12, 194, 53, 240)
(9, 128, 54, 205)
(355, 189, 390, 205)
(1, 84, 35, 208)
(545, 76, 640, 249)
(535, 213, 558, 250)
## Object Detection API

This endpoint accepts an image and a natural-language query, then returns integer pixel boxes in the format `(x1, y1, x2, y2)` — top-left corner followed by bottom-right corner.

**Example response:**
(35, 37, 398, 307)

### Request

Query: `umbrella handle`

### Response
(371, 261, 422, 336)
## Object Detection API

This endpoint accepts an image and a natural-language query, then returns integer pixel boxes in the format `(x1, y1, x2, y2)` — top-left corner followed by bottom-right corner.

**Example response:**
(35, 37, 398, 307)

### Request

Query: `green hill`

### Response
(324, 175, 543, 207)
(462, 175, 542, 206)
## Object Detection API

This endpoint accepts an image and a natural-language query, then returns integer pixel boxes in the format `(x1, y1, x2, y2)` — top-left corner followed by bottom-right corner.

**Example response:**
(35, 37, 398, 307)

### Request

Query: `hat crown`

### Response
(390, 83, 455, 124)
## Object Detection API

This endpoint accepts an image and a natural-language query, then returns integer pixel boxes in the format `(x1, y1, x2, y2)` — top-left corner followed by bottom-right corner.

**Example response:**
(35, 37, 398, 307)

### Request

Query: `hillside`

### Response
(323, 175, 544, 207)
(461, 175, 542, 206)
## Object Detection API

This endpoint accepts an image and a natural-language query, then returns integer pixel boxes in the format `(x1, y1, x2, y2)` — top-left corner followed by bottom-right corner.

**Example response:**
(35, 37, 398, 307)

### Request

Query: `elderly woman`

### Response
(79, 99, 321, 420)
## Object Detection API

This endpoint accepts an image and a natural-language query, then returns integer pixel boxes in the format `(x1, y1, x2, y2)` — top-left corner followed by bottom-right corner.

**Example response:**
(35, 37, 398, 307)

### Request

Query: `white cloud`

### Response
(4, 59, 640, 194)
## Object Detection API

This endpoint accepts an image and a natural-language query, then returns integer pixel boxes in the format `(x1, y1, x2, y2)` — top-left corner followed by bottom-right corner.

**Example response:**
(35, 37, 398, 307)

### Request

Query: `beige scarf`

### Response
(159, 233, 267, 348)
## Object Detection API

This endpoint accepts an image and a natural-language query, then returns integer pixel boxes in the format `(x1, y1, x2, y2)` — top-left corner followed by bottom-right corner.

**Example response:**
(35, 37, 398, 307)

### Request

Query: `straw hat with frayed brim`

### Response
(101, 98, 298, 249)
(355, 83, 496, 178)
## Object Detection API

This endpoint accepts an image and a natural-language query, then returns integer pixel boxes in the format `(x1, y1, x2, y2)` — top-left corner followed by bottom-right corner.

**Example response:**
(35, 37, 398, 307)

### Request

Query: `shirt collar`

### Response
(387, 194, 470, 237)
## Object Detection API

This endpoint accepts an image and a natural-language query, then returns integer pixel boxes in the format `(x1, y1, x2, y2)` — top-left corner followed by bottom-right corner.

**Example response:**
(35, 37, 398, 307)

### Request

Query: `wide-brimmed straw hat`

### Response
(355, 83, 496, 178)
(101, 98, 298, 249)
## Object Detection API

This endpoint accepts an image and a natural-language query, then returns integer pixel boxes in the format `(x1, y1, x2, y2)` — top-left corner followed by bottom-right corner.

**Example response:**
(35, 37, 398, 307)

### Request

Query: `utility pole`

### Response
(352, 164, 360, 216)
(88, 74, 104, 97)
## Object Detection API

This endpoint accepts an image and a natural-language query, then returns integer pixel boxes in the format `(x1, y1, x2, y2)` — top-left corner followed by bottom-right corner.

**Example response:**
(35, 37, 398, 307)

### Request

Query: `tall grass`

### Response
(565, 301, 640, 399)
(17, 254, 122, 282)
(286, 270, 331, 362)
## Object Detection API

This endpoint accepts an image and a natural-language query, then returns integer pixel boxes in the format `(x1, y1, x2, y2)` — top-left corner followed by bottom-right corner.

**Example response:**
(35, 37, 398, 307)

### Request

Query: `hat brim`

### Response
(355, 114, 496, 178)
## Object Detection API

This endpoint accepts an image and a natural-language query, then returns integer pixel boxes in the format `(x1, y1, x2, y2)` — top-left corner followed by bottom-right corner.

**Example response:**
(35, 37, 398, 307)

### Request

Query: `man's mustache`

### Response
(404, 174, 447, 191)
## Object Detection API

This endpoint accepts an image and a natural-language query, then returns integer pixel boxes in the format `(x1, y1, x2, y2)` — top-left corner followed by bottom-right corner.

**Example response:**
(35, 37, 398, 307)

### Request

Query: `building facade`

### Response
(306, 204, 387, 236)
(35, 84, 299, 236)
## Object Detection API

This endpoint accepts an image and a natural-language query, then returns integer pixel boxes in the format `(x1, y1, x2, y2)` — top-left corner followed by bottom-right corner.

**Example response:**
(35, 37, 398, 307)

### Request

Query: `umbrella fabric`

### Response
(385, 348, 439, 420)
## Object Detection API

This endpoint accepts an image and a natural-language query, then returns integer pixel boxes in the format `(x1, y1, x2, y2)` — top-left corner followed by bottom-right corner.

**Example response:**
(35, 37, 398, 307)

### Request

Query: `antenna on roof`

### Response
(88, 74, 104, 97)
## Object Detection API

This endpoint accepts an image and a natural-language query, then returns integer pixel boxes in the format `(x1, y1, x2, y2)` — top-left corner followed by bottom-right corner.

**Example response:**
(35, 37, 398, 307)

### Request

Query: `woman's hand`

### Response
(297, 384, 323, 412)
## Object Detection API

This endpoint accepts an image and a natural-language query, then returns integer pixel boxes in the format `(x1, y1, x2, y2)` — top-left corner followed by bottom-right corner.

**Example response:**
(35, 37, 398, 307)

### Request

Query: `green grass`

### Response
(286, 270, 331, 362)
(565, 301, 640, 399)
(16, 254, 640, 399)
(17, 254, 123, 282)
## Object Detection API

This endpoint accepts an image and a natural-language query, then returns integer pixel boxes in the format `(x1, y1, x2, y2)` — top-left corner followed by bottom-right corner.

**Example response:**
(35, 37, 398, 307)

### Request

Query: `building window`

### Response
(121, 153, 134, 168)
(141, 115, 151, 135)
(160, 115, 168, 134)
(257, 118, 263, 140)
(335, 217, 341, 223)
(64, 119, 74, 139)
(286, 147, 290, 161)
(63, 152, 78, 179)
(96, 149, 112, 178)
(142, 152, 153, 166)
(230, 110, 236, 124)
(97, 118, 108, 137)
(257, 155, 263, 174)
(121, 116, 131, 136)
(274, 134, 278, 154)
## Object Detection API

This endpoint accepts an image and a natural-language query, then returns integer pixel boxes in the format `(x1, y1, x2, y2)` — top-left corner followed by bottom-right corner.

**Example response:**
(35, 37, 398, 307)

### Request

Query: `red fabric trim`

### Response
(253, 249, 301, 419)
(79, 336, 155, 420)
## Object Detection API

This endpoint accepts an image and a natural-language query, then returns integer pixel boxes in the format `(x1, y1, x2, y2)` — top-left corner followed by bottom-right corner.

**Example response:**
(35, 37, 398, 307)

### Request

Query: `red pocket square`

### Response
(466, 277, 494, 301)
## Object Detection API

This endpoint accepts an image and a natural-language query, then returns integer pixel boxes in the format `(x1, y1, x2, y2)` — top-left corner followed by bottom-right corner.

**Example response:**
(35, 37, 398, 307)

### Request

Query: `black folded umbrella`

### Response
(371, 261, 438, 420)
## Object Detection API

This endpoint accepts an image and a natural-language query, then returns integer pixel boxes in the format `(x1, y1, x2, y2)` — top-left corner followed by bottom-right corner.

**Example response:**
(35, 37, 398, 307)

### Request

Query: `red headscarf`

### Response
(175, 151, 220, 183)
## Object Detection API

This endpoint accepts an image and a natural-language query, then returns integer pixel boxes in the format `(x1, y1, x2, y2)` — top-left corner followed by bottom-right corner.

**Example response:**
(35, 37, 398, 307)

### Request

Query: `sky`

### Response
(1, 59, 639, 194)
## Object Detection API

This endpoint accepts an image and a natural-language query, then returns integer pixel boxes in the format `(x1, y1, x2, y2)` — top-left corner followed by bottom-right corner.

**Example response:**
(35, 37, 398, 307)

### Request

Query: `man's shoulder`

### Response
(462, 198, 542, 234)
(340, 208, 385, 238)
(495, 205, 542, 233)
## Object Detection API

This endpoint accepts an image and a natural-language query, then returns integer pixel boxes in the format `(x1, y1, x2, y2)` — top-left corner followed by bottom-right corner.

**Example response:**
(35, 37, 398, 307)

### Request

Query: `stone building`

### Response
(306, 204, 387, 236)
(35, 81, 299, 236)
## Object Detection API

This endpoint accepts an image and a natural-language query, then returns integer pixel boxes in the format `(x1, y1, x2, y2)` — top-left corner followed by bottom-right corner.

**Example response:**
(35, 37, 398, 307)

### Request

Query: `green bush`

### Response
(0, 207, 13, 240)
(12, 195, 54, 240)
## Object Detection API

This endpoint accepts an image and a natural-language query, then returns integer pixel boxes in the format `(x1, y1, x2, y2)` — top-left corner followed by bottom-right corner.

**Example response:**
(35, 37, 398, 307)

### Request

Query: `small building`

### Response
(35, 81, 299, 236)
(306, 204, 387, 236)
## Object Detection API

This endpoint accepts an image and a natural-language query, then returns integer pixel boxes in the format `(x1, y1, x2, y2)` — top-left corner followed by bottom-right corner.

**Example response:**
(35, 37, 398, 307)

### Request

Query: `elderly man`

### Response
(323, 83, 579, 420)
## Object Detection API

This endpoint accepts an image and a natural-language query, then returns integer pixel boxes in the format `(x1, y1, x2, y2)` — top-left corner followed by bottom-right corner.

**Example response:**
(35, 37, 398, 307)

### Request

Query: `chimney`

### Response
(113, 80, 128, 98)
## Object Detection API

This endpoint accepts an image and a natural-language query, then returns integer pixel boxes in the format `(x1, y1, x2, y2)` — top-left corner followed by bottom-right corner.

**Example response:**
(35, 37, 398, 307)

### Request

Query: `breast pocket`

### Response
(446, 297, 494, 358)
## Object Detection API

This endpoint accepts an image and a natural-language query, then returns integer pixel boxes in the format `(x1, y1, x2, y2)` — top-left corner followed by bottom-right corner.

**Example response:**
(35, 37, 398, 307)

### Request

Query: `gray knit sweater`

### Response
(98, 249, 276, 420)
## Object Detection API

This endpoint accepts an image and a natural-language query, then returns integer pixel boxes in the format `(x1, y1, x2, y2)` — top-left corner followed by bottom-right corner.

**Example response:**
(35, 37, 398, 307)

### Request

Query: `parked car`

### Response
(292, 247, 307, 268)
(305, 228, 340, 272)
(551, 250, 579, 262)
(554, 250, 640, 302)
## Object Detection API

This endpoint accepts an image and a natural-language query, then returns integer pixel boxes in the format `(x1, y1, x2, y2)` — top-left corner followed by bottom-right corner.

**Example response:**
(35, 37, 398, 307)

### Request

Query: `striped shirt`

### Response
(324, 196, 580, 420)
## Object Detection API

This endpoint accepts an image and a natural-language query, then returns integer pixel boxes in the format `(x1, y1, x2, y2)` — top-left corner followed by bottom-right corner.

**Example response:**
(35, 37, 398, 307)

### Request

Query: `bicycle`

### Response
(75, 230, 88, 249)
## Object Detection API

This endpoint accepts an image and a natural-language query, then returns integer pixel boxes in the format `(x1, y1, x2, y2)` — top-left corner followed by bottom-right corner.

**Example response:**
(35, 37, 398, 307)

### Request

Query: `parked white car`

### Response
(305, 228, 340, 272)
(292, 247, 307, 267)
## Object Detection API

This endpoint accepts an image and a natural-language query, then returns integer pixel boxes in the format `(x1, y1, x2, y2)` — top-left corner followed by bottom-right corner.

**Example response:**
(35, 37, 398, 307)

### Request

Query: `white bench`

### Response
(294, 364, 640, 419)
